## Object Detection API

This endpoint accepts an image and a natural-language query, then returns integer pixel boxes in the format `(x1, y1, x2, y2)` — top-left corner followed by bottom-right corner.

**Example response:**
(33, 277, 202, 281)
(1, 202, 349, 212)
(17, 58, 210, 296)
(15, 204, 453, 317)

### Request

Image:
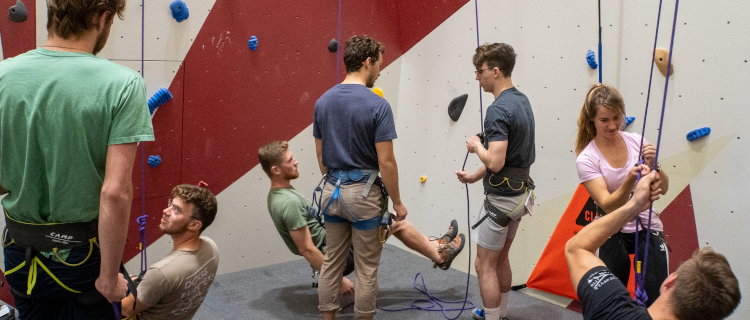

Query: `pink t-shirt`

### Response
(576, 131, 662, 233)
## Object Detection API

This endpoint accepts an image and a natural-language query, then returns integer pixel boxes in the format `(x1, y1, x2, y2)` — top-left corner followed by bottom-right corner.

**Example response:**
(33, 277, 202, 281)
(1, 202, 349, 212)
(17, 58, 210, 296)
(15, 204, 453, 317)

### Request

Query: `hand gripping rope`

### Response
(633, 0, 679, 306)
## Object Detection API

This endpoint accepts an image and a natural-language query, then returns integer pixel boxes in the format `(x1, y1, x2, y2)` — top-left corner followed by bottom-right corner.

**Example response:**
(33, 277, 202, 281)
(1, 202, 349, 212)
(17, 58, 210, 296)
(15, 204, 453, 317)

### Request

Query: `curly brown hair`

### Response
(575, 84, 625, 155)
(343, 35, 385, 73)
(670, 247, 741, 320)
(172, 184, 217, 232)
(47, 0, 126, 39)
(473, 43, 516, 78)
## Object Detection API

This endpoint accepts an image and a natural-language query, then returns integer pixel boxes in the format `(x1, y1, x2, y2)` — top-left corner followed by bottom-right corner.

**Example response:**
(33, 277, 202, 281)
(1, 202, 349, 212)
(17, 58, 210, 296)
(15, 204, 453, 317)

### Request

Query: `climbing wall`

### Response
(0, 0, 745, 318)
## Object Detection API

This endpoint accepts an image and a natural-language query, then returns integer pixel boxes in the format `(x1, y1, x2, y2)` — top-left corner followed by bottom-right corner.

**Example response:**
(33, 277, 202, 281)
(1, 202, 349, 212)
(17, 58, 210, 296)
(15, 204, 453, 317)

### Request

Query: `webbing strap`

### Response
(322, 214, 381, 231)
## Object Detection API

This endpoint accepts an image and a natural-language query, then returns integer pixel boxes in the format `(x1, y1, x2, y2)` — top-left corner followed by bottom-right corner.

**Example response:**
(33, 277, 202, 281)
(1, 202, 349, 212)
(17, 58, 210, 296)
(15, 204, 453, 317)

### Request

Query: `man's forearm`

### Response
(300, 247, 325, 271)
(379, 159, 401, 205)
(98, 188, 132, 282)
(570, 202, 638, 254)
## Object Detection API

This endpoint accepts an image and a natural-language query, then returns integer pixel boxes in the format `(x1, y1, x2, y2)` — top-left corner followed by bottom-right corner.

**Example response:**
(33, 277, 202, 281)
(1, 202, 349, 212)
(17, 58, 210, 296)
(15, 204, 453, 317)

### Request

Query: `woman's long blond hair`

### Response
(575, 84, 626, 155)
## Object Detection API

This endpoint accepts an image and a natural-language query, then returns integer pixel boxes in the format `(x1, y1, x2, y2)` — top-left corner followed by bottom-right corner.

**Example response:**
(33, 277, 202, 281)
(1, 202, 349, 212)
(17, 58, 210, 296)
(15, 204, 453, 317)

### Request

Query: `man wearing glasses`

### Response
(455, 43, 536, 320)
(121, 184, 220, 320)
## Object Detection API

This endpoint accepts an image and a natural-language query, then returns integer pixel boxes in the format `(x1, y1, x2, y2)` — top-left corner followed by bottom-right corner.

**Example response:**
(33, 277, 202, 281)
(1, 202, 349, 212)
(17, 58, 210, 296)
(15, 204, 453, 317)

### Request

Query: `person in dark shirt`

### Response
(565, 169, 741, 320)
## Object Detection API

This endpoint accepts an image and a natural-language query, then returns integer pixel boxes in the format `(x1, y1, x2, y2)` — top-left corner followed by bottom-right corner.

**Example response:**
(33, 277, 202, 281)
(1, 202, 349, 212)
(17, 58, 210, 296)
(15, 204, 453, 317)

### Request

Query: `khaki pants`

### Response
(318, 182, 383, 318)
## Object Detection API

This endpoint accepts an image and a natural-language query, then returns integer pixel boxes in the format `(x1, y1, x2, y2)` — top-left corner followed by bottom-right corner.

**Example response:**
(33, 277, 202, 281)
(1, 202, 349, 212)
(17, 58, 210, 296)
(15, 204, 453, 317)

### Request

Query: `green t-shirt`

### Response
(267, 187, 326, 255)
(0, 48, 154, 224)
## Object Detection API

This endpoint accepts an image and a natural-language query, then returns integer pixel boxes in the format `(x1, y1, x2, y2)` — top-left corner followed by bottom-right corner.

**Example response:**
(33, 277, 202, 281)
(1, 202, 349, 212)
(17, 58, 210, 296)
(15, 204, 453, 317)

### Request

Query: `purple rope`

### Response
(376, 152, 474, 320)
(634, 0, 679, 306)
(336, 0, 341, 83)
(137, 215, 148, 272)
(378, 273, 475, 318)
(474, 0, 484, 132)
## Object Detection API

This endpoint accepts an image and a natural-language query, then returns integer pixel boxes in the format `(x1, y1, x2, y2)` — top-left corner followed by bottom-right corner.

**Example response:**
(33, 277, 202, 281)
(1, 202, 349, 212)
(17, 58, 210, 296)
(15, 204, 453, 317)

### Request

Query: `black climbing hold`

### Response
(328, 39, 338, 53)
(448, 94, 468, 121)
(8, 0, 27, 23)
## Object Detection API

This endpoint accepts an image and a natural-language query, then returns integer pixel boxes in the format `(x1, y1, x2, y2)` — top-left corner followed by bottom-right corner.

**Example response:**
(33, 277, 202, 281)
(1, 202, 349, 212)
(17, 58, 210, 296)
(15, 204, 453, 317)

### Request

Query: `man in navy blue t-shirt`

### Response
(565, 170, 740, 320)
(313, 35, 464, 320)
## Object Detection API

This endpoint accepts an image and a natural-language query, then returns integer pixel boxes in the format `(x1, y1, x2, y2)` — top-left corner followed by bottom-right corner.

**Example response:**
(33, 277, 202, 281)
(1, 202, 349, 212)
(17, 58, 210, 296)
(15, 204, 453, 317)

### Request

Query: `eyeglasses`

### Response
(167, 198, 182, 213)
(474, 68, 491, 75)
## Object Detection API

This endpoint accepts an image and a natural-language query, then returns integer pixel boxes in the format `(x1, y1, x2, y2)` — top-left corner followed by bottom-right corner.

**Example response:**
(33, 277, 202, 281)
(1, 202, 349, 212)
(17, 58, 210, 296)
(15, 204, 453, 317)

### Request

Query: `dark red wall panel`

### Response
(660, 185, 700, 272)
(0, 0, 35, 58)
(179, 0, 469, 195)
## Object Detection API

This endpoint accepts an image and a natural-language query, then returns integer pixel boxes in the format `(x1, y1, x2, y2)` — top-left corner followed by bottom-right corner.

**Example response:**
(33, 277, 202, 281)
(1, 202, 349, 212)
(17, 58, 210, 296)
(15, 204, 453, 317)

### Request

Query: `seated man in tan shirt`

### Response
(121, 183, 220, 320)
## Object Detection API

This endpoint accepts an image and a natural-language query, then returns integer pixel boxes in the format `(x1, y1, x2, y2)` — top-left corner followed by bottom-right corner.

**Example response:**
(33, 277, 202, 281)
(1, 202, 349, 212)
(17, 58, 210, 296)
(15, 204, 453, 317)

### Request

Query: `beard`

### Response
(159, 218, 189, 235)
(283, 170, 299, 180)
(92, 26, 110, 55)
(365, 72, 378, 88)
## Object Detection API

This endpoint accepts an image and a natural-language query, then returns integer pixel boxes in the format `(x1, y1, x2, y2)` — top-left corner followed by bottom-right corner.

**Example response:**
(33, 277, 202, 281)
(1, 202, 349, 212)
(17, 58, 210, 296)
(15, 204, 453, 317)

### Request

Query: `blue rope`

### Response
(634, 0, 679, 306)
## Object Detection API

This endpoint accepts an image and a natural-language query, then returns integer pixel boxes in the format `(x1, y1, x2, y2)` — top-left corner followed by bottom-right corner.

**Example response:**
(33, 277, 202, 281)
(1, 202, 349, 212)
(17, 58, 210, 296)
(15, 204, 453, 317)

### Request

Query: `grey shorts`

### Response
(472, 192, 526, 251)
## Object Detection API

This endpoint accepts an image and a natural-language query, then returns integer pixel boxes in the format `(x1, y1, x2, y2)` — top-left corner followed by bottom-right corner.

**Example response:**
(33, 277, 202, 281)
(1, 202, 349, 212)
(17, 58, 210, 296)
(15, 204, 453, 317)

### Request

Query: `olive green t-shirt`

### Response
(0, 48, 154, 224)
(267, 187, 326, 255)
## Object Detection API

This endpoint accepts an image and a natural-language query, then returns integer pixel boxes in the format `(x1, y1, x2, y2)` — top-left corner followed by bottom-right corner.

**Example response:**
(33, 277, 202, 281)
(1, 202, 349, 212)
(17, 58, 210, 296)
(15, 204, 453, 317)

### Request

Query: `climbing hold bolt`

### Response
(148, 88, 173, 115)
(686, 127, 710, 141)
(170, 0, 189, 22)
(586, 50, 598, 69)
(148, 155, 162, 168)
(8, 0, 27, 23)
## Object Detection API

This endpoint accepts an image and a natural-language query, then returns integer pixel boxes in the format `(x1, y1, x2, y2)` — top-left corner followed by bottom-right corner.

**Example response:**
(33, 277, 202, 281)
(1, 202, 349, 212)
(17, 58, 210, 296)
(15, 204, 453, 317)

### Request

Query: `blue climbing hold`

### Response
(686, 127, 711, 141)
(625, 116, 635, 126)
(148, 155, 162, 168)
(170, 0, 189, 23)
(586, 50, 598, 69)
(148, 88, 173, 115)
(248, 36, 258, 51)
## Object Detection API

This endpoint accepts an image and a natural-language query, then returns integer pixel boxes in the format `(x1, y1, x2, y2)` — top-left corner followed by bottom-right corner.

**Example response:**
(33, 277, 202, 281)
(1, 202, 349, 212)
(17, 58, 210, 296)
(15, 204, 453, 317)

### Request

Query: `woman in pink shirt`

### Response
(575, 84, 670, 307)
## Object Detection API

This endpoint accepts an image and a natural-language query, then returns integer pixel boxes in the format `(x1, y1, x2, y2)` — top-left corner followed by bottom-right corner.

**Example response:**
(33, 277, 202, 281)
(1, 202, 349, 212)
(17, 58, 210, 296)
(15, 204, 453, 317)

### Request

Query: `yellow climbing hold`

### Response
(372, 87, 384, 98)
(420, 175, 427, 183)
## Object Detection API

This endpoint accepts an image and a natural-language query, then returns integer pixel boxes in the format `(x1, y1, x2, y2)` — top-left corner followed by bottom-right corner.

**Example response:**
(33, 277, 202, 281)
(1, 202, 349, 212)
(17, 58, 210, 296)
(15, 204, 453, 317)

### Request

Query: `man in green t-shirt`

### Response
(0, 1, 154, 318)
(259, 141, 465, 296)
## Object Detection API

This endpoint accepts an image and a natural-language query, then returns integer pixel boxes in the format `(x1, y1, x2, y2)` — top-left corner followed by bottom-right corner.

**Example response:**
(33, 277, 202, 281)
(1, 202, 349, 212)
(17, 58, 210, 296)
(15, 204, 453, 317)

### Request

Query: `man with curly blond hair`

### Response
(121, 184, 219, 320)
(0, 0, 153, 318)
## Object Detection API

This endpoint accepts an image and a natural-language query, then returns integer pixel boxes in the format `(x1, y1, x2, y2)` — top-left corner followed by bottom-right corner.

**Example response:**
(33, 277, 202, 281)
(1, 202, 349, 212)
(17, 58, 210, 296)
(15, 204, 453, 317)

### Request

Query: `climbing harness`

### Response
(310, 169, 391, 235)
(632, 0, 679, 307)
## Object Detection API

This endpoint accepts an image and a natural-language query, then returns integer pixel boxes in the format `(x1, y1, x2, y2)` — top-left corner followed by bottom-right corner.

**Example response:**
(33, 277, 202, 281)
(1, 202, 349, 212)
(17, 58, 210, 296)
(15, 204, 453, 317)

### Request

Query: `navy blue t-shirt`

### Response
(482, 87, 536, 195)
(313, 84, 397, 170)
(577, 266, 653, 320)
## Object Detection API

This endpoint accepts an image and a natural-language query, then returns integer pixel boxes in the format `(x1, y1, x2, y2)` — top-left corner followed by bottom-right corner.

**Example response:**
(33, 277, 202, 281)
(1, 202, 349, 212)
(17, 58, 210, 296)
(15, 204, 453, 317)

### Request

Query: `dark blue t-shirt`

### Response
(313, 84, 397, 170)
(482, 87, 536, 195)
